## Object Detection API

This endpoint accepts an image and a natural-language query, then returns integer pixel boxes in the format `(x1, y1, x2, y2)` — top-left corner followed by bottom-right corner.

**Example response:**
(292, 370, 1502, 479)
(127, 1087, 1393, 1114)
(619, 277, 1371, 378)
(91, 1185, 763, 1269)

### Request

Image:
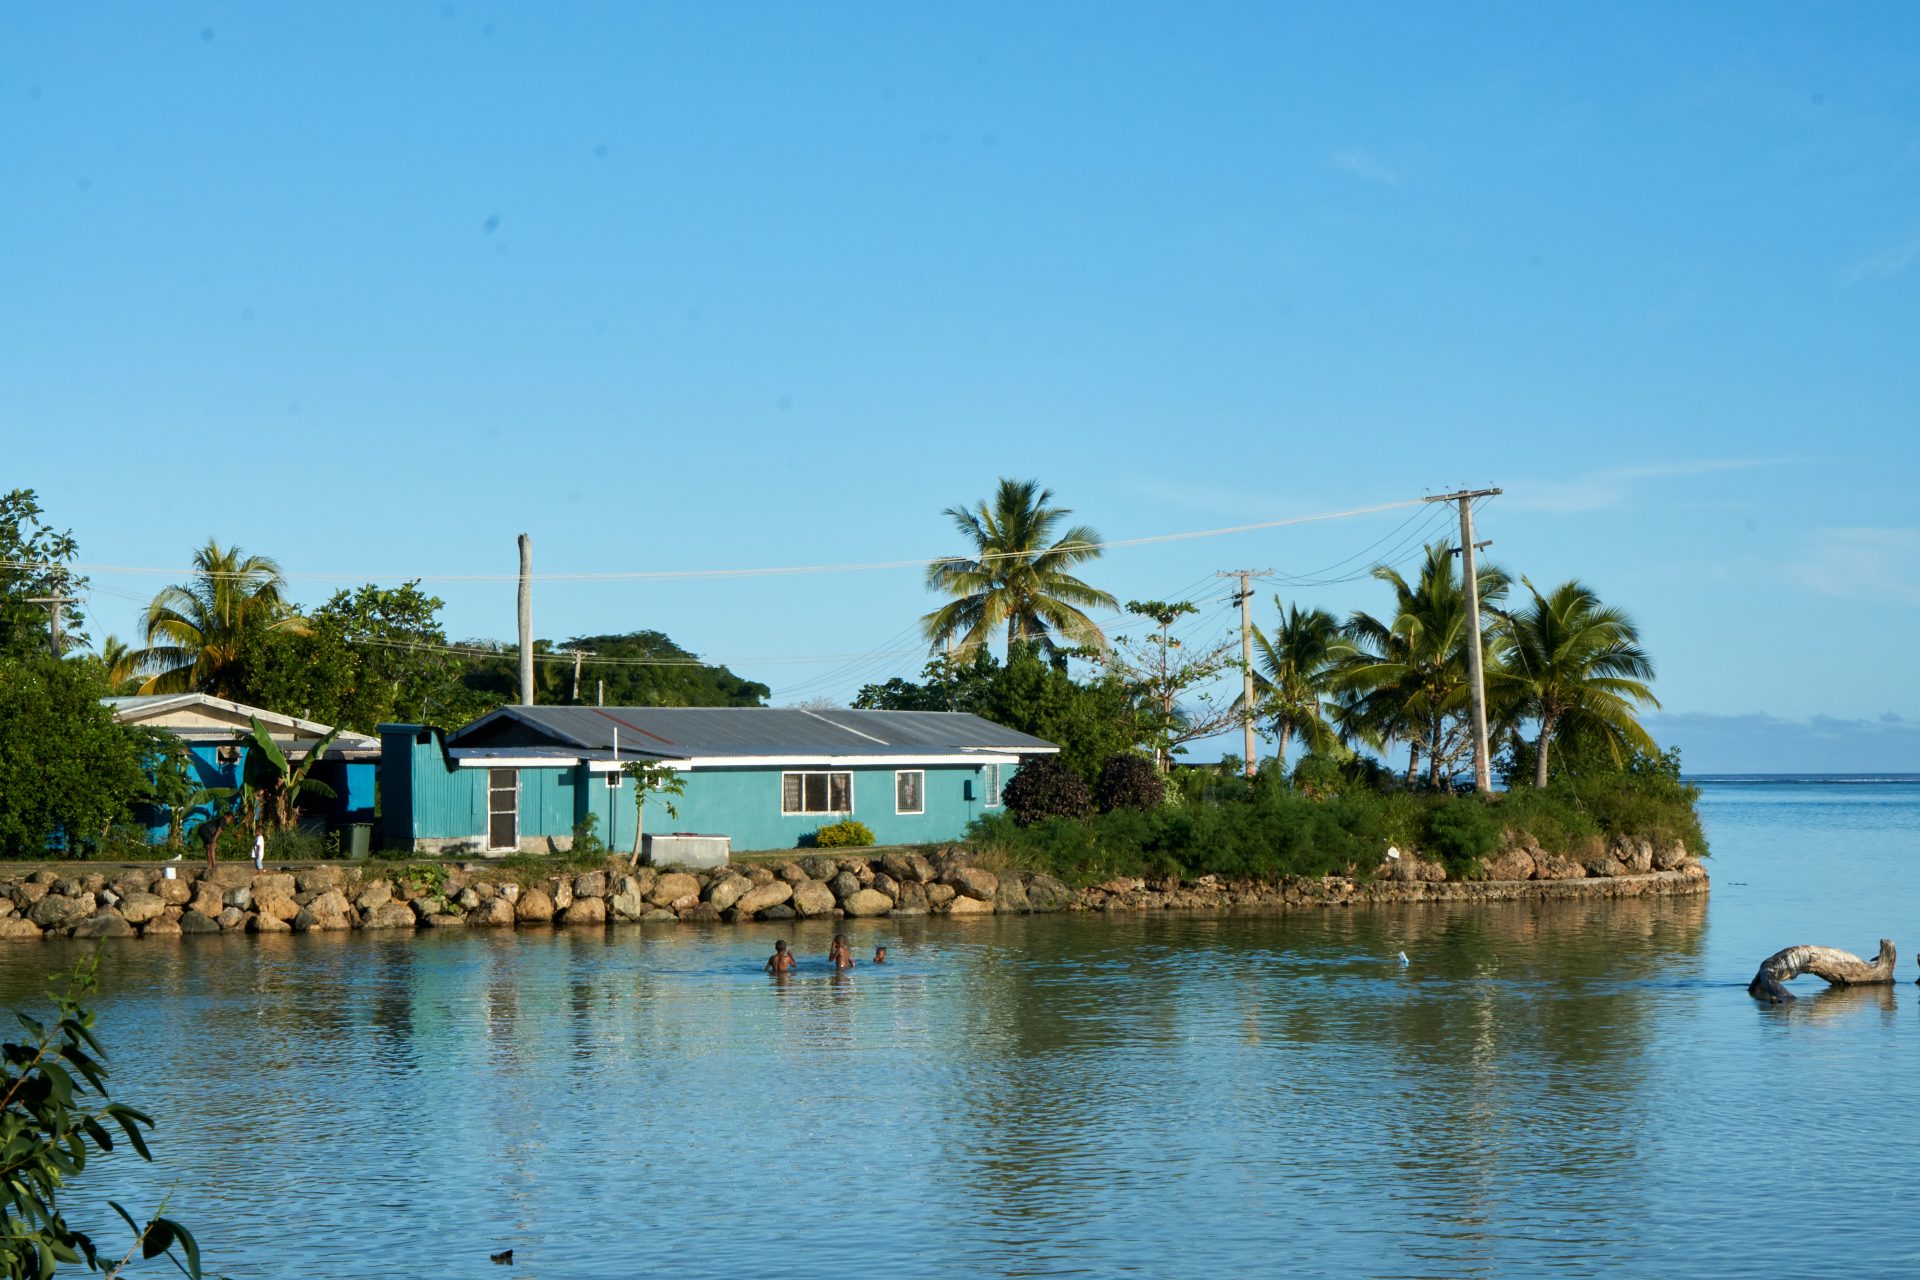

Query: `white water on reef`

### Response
(4, 778, 1919, 1279)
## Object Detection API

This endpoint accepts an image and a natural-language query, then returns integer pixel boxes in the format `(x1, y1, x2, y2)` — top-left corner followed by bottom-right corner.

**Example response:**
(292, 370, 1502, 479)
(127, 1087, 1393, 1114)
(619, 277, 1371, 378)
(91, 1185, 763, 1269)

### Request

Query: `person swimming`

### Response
(872, 946, 888, 964)
(828, 934, 855, 969)
(764, 939, 796, 975)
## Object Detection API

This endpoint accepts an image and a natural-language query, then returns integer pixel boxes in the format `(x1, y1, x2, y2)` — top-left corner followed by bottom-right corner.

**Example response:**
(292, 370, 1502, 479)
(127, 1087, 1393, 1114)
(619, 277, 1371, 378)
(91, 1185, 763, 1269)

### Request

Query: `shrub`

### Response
(1002, 755, 1094, 826)
(1096, 754, 1164, 814)
(570, 813, 608, 857)
(1420, 797, 1501, 876)
(814, 819, 875, 848)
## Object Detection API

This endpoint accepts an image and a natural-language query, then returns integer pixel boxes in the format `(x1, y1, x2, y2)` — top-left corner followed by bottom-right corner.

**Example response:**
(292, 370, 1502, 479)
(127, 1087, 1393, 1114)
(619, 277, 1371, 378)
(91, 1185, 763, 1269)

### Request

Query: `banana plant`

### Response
(142, 736, 235, 848)
(239, 716, 341, 830)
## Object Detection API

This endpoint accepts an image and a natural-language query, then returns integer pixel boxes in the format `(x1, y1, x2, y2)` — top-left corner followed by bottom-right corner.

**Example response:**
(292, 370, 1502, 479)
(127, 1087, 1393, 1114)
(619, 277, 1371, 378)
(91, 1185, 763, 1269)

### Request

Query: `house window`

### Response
(895, 770, 924, 815)
(782, 771, 852, 815)
(487, 768, 519, 850)
(605, 771, 622, 789)
(983, 764, 1003, 807)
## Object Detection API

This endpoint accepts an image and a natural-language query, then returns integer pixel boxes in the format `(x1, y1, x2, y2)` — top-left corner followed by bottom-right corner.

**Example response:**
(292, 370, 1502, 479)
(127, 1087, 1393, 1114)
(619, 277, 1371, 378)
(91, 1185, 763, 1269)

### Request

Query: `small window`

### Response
(895, 770, 924, 815)
(984, 764, 1003, 807)
(781, 771, 853, 815)
(605, 771, 621, 789)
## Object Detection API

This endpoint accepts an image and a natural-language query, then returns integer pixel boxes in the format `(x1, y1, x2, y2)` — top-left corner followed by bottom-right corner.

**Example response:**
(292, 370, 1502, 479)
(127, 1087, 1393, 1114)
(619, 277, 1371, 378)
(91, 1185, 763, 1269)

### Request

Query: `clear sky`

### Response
(5, 4, 1917, 771)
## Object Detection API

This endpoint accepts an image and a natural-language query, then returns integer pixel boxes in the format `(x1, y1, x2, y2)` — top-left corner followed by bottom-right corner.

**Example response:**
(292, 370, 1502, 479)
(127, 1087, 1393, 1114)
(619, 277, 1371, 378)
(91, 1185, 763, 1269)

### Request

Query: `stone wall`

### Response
(0, 844, 1708, 941)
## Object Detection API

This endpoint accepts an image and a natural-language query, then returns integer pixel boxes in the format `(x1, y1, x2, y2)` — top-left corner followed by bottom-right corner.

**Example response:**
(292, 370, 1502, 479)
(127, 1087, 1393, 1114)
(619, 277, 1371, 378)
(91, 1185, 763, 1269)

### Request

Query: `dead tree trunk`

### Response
(1748, 939, 1896, 1004)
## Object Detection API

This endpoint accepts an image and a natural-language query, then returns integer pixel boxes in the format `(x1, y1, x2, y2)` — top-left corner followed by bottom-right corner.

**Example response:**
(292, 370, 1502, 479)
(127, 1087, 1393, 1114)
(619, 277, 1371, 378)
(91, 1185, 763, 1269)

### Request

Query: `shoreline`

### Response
(0, 847, 1709, 941)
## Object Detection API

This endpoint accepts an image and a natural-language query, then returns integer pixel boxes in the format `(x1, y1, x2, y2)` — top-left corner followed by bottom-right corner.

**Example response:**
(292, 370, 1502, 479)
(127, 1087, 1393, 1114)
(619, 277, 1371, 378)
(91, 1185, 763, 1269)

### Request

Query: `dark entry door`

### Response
(488, 768, 518, 851)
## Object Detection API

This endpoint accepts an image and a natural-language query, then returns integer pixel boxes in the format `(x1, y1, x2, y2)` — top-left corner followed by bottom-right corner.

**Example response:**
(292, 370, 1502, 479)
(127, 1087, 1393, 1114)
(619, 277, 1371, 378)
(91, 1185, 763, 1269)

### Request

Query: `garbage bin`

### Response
(344, 824, 373, 859)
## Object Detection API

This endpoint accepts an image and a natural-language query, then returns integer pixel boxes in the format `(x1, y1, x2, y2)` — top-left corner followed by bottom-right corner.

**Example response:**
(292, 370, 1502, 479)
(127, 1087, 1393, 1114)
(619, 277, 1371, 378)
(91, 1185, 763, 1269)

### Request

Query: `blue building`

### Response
(378, 706, 1056, 856)
(108, 693, 381, 840)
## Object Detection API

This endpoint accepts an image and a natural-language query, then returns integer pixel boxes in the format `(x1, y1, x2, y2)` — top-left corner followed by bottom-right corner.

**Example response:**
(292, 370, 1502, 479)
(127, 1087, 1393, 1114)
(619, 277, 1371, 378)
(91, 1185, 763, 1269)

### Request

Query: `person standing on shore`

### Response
(251, 831, 266, 872)
(202, 811, 229, 876)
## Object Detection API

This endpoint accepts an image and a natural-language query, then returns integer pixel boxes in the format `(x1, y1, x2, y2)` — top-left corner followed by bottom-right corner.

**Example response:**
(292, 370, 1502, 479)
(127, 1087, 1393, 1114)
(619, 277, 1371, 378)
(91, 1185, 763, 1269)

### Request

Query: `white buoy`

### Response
(1398, 951, 1410, 967)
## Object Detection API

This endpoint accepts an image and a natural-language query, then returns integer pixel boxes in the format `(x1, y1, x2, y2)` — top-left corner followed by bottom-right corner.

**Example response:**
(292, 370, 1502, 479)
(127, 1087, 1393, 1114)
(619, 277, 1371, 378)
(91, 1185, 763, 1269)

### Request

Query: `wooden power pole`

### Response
(1423, 488, 1502, 793)
(517, 533, 534, 706)
(23, 592, 83, 658)
(1218, 569, 1273, 779)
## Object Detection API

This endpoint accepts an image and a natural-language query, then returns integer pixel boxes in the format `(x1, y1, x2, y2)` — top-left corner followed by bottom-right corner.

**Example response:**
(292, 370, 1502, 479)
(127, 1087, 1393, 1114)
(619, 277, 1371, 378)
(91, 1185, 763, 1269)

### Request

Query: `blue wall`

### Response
(380, 724, 1017, 853)
(136, 742, 375, 843)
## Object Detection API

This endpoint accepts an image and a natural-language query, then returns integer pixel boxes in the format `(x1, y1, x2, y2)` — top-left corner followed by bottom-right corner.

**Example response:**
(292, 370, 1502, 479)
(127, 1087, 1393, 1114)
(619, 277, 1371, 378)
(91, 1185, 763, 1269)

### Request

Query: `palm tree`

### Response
(1241, 598, 1352, 767)
(922, 479, 1117, 659)
(1333, 544, 1510, 788)
(86, 634, 146, 694)
(137, 541, 306, 696)
(1498, 579, 1659, 787)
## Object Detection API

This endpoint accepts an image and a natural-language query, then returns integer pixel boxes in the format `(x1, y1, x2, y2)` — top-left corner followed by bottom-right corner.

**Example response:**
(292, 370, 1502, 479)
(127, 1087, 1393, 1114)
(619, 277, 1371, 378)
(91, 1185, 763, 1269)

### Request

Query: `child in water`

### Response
(764, 939, 796, 975)
(828, 934, 855, 969)
(872, 946, 888, 964)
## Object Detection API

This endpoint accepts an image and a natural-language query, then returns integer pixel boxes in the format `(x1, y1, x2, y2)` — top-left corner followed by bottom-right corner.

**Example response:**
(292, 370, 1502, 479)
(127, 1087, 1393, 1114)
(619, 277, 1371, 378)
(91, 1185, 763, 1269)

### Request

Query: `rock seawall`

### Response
(0, 844, 1707, 941)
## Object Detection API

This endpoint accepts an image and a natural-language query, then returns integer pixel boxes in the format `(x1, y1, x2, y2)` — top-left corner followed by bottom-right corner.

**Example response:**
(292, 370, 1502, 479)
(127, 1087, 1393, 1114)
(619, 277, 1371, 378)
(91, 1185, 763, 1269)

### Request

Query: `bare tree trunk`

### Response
(629, 794, 645, 869)
(1535, 721, 1553, 789)
(1749, 939, 1897, 1004)
(1276, 723, 1291, 774)
(1406, 742, 1420, 785)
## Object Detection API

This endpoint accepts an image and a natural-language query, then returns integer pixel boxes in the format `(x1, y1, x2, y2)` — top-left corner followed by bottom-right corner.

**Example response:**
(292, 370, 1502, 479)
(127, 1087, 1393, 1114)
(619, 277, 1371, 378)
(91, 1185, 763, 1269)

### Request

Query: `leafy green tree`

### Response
(1096, 600, 1237, 771)
(1001, 754, 1094, 825)
(1496, 578, 1659, 787)
(1334, 544, 1510, 789)
(0, 489, 87, 660)
(977, 645, 1137, 781)
(83, 638, 146, 696)
(545, 631, 769, 707)
(853, 650, 1001, 712)
(137, 542, 306, 697)
(231, 582, 486, 729)
(1, 957, 205, 1279)
(1242, 598, 1352, 767)
(922, 479, 1117, 660)
(239, 716, 340, 831)
(0, 658, 145, 856)
(622, 760, 687, 865)
(138, 735, 234, 849)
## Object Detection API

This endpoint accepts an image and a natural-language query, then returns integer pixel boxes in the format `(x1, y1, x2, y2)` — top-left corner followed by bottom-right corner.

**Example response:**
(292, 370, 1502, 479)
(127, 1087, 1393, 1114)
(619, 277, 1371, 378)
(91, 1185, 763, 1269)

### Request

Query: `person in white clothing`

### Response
(251, 832, 266, 871)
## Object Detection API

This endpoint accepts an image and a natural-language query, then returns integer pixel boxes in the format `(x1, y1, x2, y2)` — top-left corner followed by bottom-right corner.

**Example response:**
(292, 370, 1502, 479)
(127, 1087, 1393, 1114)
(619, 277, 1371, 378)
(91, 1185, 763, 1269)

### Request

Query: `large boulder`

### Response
(772, 861, 808, 884)
(116, 892, 167, 926)
(222, 885, 254, 911)
(73, 913, 135, 939)
(252, 872, 297, 898)
(678, 902, 723, 923)
(1480, 848, 1536, 882)
(1532, 852, 1588, 881)
(254, 893, 302, 923)
(421, 913, 468, 929)
(1654, 841, 1690, 872)
(216, 907, 248, 931)
(943, 893, 996, 916)
(515, 887, 556, 923)
(353, 881, 393, 911)
(891, 881, 930, 915)
(947, 866, 999, 901)
(755, 903, 796, 921)
(178, 910, 221, 935)
(560, 896, 607, 926)
(828, 870, 862, 901)
(296, 866, 343, 894)
(1622, 838, 1655, 875)
(648, 872, 700, 908)
(925, 883, 956, 910)
(705, 874, 753, 913)
(543, 878, 575, 911)
(0, 917, 41, 940)
(248, 911, 292, 934)
(1581, 851, 1631, 878)
(469, 897, 517, 927)
(140, 918, 182, 937)
(881, 851, 936, 884)
(189, 884, 223, 917)
(791, 880, 836, 918)
(153, 877, 192, 905)
(363, 902, 419, 929)
(28, 894, 95, 930)
(841, 888, 894, 917)
(993, 878, 1032, 914)
(735, 882, 793, 916)
(1025, 874, 1072, 912)
(799, 855, 839, 881)
(609, 877, 649, 922)
(10, 881, 50, 908)
(572, 871, 607, 900)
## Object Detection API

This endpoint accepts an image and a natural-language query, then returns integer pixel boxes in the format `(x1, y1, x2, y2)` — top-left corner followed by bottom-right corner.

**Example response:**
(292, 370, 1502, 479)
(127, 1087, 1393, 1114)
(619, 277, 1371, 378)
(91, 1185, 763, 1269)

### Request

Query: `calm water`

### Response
(6, 779, 1920, 1279)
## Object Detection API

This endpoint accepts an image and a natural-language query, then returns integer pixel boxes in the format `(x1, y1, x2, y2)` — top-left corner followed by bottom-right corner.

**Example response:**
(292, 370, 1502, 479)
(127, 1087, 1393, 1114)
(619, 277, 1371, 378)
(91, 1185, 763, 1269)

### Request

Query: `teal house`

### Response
(378, 706, 1056, 856)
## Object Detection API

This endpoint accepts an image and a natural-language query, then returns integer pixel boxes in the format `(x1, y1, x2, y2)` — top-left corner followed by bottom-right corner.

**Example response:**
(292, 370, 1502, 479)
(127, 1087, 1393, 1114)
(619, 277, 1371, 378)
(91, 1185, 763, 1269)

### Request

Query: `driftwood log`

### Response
(1748, 939, 1897, 1004)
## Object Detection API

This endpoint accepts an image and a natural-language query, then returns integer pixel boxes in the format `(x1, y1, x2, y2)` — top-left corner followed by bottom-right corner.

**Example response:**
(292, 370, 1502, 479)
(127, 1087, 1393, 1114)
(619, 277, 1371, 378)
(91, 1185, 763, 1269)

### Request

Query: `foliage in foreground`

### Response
(970, 750, 1706, 887)
(812, 820, 875, 849)
(1, 957, 203, 1279)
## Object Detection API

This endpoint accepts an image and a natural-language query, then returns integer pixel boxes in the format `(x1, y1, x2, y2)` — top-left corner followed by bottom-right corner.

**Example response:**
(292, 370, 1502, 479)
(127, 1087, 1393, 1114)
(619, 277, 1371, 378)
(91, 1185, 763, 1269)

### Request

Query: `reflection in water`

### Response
(1, 806, 1918, 1280)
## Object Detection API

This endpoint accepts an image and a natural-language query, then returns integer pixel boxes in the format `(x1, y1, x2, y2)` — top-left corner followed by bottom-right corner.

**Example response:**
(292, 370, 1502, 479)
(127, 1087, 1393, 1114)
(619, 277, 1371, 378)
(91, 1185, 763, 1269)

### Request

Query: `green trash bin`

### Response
(344, 824, 372, 859)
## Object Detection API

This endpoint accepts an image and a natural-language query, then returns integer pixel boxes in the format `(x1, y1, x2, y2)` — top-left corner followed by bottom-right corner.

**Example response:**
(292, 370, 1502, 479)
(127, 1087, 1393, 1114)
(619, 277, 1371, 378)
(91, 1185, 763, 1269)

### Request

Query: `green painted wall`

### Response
(639, 764, 1005, 852)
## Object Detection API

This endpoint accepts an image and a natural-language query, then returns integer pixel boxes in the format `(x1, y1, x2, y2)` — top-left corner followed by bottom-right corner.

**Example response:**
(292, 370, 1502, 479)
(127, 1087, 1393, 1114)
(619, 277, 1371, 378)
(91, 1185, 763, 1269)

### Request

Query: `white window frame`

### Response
(983, 764, 1003, 808)
(781, 770, 854, 816)
(895, 769, 925, 815)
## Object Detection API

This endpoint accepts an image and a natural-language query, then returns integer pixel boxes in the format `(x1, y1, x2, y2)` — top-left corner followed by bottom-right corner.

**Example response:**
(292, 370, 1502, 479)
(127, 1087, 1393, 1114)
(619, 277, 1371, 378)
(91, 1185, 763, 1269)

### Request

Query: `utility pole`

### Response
(516, 533, 534, 706)
(569, 649, 584, 704)
(1217, 570, 1274, 779)
(23, 592, 83, 658)
(1423, 488, 1503, 794)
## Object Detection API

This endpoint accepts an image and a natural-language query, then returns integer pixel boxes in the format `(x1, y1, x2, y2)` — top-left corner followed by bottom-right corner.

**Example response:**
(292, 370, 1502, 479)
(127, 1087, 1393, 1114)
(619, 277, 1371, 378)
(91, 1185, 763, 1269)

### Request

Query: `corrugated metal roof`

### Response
(445, 706, 1057, 761)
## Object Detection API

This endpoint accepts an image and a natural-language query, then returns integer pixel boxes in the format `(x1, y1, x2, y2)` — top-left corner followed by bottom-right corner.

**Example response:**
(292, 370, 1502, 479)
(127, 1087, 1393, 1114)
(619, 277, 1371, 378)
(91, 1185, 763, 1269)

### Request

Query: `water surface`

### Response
(5, 779, 1918, 1279)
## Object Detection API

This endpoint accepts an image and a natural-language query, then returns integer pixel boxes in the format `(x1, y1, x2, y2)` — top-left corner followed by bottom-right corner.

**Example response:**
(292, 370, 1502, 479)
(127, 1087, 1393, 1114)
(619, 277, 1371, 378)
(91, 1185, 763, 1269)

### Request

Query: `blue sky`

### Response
(4, 4, 1917, 770)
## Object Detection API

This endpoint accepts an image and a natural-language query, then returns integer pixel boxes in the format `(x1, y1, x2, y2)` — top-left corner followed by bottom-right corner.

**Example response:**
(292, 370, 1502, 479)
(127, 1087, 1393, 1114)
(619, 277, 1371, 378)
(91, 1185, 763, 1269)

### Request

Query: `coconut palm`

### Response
(137, 541, 306, 696)
(1497, 578, 1659, 787)
(1239, 598, 1352, 766)
(1333, 544, 1510, 788)
(87, 634, 146, 694)
(922, 478, 1117, 659)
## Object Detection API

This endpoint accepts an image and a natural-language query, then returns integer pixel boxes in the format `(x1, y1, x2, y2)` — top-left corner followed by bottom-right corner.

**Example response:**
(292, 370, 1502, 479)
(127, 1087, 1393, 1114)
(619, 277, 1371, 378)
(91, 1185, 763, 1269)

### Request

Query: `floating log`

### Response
(1748, 939, 1896, 1004)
